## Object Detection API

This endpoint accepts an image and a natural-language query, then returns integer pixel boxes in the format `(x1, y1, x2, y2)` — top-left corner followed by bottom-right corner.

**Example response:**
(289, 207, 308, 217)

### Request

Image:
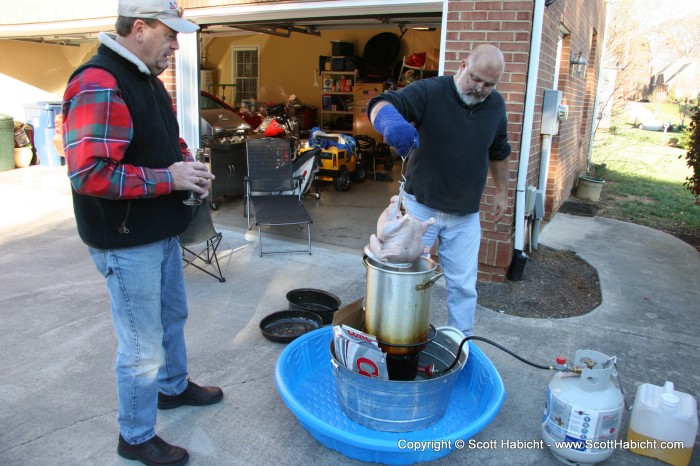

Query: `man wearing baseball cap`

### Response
(62, 1, 219, 465)
(118, 0, 200, 34)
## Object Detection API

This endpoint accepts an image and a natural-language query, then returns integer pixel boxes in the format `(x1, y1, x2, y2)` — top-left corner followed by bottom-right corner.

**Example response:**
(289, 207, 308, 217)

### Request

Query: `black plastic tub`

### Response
(260, 310, 323, 343)
(286, 288, 341, 325)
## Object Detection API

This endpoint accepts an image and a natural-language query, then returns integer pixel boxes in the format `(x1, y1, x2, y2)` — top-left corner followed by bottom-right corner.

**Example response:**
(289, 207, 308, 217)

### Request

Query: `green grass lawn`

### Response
(592, 124, 700, 236)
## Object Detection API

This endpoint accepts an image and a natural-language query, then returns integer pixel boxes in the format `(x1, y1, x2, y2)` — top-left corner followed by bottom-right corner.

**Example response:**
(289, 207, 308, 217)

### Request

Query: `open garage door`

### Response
(176, 1, 445, 147)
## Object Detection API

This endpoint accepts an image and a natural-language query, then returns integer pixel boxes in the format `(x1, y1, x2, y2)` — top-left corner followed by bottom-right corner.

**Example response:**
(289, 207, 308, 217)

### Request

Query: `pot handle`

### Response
(416, 271, 444, 290)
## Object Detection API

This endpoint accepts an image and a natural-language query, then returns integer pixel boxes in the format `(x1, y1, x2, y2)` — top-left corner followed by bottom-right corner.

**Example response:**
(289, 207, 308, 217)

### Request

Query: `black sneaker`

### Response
(158, 379, 223, 410)
(117, 435, 189, 466)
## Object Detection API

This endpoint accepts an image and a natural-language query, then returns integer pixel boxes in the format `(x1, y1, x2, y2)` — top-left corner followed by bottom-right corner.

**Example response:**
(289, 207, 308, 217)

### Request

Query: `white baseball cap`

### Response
(118, 0, 199, 34)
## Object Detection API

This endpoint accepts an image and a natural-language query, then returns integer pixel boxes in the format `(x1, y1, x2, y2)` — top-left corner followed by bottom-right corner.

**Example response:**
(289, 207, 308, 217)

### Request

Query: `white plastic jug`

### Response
(627, 381, 698, 466)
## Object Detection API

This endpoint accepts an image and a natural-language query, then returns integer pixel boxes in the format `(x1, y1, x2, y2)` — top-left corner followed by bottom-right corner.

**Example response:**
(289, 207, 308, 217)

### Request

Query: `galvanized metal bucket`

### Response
(330, 327, 468, 432)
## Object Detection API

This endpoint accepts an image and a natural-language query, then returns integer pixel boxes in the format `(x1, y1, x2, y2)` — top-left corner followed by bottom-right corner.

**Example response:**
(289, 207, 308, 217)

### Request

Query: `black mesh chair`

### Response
(179, 204, 225, 282)
(245, 138, 313, 256)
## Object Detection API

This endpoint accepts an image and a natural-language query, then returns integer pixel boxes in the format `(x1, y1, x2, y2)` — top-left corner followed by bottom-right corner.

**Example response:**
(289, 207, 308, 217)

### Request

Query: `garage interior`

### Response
(177, 7, 445, 251)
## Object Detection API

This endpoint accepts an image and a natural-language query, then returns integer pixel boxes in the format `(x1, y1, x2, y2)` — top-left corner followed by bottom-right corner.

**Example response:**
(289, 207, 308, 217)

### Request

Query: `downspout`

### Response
(438, 0, 448, 76)
(508, 0, 546, 280)
(587, 0, 617, 165)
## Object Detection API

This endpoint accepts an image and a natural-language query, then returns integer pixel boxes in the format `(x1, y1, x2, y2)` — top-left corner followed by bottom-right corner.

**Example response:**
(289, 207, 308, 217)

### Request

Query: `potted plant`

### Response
(575, 163, 606, 202)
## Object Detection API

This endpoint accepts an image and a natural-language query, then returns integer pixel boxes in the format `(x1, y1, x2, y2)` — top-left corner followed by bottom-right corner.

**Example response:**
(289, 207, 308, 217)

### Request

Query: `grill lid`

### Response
(200, 109, 252, 137)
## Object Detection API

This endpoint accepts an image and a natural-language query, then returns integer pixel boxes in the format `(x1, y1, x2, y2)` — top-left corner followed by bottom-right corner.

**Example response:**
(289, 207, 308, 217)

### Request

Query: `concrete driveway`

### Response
(1, 165, 698, 465)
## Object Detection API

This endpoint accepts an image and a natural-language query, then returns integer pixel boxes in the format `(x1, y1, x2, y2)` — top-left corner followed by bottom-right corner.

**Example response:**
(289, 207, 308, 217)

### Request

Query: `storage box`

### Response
(331, 57, 345, 71)
(322, 95, 331, 110)
(331, 298, 364, 329)
(319, 55, 331, 71)
(343, 56, 362, 72)
(331, 57, 361, 72)
(331, 40, 354, 57)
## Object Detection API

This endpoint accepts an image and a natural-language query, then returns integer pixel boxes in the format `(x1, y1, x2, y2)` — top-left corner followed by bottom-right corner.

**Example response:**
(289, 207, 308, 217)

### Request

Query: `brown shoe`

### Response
(158, 379, 223, 410)
(117, 435, 189, 466)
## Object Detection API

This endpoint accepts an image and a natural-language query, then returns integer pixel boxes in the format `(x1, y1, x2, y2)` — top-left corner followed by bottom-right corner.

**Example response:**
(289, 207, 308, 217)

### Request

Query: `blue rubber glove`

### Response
(373, 105, 419, 157)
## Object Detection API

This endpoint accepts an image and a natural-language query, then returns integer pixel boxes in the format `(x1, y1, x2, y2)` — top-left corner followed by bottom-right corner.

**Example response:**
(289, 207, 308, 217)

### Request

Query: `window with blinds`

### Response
(233, 46, 259, 107)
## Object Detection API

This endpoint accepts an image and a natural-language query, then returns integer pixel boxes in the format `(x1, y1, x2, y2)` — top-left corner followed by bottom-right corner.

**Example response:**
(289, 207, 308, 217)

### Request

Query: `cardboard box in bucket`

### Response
(331, 297, 364, 330)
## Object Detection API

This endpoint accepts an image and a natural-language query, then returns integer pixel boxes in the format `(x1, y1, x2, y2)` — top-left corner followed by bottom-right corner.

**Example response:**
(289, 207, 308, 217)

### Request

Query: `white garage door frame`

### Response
(188, 0, 445, 27)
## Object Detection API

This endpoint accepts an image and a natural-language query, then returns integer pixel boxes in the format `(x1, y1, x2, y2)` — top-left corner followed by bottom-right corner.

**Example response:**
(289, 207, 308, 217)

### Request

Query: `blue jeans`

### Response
(403, 193, 481, 336)
(89, 237, 189, 445)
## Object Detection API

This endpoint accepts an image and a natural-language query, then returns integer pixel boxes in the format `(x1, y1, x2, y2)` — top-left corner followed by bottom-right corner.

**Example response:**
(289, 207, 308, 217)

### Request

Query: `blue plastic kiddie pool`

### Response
(275, 326, 506, 464)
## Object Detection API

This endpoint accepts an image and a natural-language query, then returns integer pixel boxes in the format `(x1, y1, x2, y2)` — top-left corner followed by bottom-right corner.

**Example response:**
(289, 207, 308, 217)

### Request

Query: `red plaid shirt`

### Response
(63, 68, 193, 200)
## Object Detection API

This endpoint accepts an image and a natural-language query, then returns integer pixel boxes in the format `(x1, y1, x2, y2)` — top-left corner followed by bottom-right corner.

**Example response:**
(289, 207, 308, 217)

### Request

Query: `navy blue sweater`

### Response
(369, 75, 510, 214)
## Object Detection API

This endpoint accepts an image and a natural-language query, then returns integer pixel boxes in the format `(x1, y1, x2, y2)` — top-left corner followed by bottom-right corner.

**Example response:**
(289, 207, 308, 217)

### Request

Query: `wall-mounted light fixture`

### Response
(570, 51, 588, 78)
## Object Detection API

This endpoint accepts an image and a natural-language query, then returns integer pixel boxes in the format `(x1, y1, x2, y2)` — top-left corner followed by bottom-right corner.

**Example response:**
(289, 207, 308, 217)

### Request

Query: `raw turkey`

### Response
(369, 195, 435, 263)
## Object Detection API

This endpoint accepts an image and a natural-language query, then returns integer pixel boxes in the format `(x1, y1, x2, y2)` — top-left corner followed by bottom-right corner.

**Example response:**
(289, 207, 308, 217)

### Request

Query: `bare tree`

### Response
(652, 17, 700, 63)
(602, 0, 700, 121)
(605, 0, 653, 101)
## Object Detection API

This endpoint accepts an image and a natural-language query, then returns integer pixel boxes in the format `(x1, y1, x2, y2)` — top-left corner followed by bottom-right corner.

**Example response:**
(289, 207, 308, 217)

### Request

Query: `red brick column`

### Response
(444, 0, 534, 282)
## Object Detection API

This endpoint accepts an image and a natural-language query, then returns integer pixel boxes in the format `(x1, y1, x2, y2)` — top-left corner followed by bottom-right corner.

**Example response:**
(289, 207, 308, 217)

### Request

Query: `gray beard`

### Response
(458, 90, 486, 107)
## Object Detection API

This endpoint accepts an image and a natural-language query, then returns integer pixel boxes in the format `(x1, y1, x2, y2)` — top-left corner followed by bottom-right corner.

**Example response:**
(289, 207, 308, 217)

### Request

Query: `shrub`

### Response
(681, 105, 700, 204)
(679, 128, 693, 150)
(589, 163, 608, 178)
(669, 124, 686, 133)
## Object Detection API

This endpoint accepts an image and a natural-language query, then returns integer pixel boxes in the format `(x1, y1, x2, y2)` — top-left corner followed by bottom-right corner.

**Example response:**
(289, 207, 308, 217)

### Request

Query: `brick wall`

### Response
(445, 0, 534, 282)
(443, 0, 605, 282)
(161, 66, 178, 107)
(546, 0, 605, 219)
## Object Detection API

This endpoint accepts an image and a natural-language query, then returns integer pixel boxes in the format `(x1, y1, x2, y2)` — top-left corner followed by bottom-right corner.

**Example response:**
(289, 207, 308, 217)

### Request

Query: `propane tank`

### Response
(541, 349, 625, 465)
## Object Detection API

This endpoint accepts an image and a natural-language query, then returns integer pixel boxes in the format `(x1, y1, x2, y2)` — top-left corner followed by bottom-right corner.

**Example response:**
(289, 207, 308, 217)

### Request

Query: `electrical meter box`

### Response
(541, 90, 565, 135)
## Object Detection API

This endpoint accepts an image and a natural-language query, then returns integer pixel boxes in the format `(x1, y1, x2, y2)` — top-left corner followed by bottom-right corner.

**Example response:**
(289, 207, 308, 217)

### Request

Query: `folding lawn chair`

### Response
(179, 203, 226, 282)
(245, 138, 313, 256)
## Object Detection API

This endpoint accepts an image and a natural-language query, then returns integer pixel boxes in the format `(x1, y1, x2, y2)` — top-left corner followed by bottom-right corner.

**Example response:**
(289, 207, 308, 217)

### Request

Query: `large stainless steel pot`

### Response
(363, 255, 443, 356)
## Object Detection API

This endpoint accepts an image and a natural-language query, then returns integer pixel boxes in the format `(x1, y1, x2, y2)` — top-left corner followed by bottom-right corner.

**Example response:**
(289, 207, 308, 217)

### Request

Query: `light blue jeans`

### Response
(403, 193, 481, 336)
(89, 237, 189, 445)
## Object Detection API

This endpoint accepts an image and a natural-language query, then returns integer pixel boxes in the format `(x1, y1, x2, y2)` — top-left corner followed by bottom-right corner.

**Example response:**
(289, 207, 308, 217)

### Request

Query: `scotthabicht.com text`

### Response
(396, 438, 684, 453)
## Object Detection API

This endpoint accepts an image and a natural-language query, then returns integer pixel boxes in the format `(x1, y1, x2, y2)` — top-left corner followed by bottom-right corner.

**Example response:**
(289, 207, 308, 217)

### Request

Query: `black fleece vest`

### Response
(68, 44, 190, 249)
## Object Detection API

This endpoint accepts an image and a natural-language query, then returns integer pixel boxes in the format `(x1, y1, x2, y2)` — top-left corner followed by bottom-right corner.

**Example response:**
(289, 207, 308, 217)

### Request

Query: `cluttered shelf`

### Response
(319, 70, 358, 134)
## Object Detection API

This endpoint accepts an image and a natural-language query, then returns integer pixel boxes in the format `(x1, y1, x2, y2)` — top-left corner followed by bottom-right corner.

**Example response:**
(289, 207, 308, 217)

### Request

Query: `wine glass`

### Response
(183, 148, 205, 206)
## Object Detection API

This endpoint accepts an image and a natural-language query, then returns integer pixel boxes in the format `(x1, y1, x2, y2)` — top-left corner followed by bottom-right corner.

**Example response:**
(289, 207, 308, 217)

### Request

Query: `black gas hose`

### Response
(434, 335, 557, 375)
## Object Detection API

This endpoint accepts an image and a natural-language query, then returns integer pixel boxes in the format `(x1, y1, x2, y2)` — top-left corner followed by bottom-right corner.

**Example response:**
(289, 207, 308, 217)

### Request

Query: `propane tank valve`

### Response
(552, 355, 580, 373)
(554, 356, 569, 371)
